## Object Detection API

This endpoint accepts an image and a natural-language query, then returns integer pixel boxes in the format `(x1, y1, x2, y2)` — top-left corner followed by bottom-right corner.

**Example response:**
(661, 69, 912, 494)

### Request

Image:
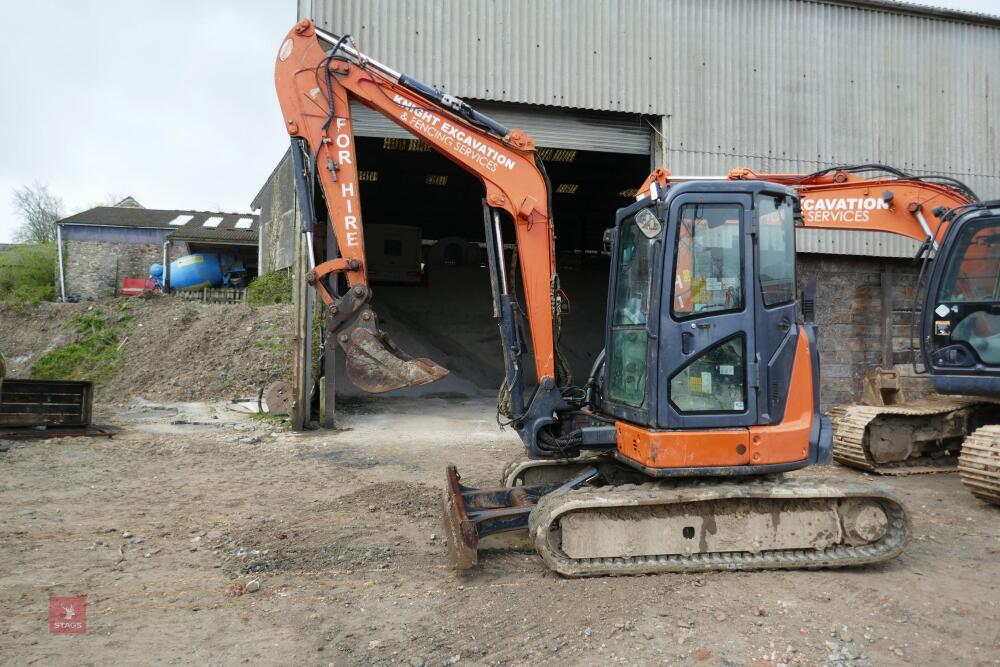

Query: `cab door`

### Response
(753, 193, 800, 425)
(656, 193, 758, 429)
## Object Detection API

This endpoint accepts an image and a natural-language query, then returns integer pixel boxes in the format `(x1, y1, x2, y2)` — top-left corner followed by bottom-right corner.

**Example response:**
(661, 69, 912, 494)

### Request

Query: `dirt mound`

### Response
(0, 302, 88, 377)
(0, 297, 293, 403)
(106, 297, 292, 402)
(1, 264, 608, 405)
(331, 265, 609, 398)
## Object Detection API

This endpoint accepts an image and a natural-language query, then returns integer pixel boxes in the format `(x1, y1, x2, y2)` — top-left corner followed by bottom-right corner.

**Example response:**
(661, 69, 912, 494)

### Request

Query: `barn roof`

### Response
(58, 207, 259, 244)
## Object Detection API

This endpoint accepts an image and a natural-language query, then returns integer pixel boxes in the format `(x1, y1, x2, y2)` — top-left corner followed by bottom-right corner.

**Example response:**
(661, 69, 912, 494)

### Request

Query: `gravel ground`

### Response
(1, 397, 999, 666)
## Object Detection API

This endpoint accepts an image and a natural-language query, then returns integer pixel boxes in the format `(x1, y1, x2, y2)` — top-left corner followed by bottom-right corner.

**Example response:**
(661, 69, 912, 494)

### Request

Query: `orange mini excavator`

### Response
(273, 20, 993, 576)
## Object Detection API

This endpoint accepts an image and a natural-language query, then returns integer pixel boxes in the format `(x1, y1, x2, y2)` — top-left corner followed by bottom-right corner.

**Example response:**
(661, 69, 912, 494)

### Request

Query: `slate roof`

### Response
(58, 206, 259, 244)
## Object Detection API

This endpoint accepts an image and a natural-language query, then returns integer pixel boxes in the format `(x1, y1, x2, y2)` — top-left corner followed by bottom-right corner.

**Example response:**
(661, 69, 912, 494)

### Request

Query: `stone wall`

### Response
(63, 240, 188, 300)
(797, 254, 926, 411)
(254, 150, 297, 273)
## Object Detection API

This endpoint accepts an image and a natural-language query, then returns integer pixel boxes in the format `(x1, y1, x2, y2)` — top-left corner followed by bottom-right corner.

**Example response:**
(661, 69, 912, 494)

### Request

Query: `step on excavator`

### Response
(273, 19, 1000, 576)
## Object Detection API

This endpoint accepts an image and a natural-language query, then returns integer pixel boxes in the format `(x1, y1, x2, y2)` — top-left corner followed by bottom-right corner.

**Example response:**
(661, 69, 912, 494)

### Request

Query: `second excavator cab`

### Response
(922, 202, 1000, 396)
(919, 201, 1000, 504)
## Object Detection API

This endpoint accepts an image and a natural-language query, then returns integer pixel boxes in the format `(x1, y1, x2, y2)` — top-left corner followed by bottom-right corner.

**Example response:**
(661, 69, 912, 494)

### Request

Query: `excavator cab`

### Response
(922, 202, 1000, 397)
(598, 180, 830, 475)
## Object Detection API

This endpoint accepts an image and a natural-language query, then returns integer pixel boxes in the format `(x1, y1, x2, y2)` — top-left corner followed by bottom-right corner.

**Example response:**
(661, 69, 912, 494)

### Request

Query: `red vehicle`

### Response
(119, 277, 159, 297)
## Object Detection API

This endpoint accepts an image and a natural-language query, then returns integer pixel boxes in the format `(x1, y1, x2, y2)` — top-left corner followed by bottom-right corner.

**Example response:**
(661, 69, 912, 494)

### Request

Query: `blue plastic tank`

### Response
(148, 263, 164, 288)
(168, 254, 224, 290)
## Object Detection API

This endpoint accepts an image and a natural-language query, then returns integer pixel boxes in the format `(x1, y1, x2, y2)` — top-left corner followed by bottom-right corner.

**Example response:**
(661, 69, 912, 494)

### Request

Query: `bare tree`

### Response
(11, 182, 65, 244)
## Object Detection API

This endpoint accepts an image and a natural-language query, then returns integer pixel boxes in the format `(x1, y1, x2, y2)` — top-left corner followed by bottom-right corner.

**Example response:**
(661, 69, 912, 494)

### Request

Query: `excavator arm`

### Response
(639, 165, 974, 247)
(274, 19, 562, 396)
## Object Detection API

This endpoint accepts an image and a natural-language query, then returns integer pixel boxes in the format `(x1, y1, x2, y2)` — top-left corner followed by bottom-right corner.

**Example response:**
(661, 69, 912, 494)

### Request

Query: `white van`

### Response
(364, 224, 424, 285)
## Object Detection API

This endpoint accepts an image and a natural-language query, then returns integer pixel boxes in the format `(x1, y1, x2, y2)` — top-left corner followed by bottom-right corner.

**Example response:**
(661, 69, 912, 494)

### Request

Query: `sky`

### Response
(0, 0, 997, 242)
(0, 1, 294, 242)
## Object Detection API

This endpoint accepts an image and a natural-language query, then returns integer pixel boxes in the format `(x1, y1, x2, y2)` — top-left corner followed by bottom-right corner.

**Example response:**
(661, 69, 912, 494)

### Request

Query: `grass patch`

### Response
(30, 309, 125, 386)
(246, 269, 292, 306)
(0, 243, 56, 305)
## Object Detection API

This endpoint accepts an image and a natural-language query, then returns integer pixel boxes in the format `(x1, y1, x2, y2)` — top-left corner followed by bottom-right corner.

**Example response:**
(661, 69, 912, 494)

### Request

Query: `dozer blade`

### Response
(341, 326, 448, 393)
(442, 465, 481, 569)
(441, 465, 593, 570)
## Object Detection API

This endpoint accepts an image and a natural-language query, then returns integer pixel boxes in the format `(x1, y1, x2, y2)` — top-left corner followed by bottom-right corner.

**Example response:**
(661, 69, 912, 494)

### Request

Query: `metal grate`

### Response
(0, 379, 93, 428)
(174, 288, 246, 304)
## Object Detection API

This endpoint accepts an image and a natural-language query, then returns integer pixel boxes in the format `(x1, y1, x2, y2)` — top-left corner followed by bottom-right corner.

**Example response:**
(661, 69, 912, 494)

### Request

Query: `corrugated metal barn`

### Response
(263, 0, 1000, 411)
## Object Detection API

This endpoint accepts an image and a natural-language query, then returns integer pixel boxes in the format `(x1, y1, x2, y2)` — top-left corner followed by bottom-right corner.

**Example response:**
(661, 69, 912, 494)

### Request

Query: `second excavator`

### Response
(703, 167, 1000, 493)
(273, 19, 922, 577)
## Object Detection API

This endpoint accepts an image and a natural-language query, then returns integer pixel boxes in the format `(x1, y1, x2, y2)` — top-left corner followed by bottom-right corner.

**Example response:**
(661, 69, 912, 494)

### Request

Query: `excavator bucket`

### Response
(860, 368, 904, 407)
(340, 326, 448, 393)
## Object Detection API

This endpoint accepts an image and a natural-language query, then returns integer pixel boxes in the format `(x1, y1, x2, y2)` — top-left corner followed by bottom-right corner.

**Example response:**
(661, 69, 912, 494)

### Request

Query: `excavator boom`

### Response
(639, 164, 974, 246)
(274, 20, 560, 393)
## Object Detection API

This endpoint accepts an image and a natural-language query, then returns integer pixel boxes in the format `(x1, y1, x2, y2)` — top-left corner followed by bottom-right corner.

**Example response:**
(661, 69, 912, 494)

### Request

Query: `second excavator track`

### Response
(829, 399, 989, 474)
(958, 424, 1000, 505)
(528, 477, 910, 577)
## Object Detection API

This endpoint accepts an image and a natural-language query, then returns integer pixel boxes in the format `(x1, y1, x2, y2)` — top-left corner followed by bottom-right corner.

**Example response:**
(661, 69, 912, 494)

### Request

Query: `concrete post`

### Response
(291, 197, 312, 431)
(56, 224, 66, 301)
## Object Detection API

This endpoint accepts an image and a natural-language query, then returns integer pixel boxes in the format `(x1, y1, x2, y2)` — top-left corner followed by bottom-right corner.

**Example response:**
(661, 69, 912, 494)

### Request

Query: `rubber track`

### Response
(828, 399, 981, 475)
(959, 424, 1000, 505)
(528, 477, 910, 577)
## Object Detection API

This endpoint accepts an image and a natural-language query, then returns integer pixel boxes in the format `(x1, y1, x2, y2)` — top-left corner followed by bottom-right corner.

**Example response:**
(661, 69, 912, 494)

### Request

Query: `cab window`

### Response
(671, 204, 743, 319)
(757, 194, 795, 306)
(608, 211, 658, 406)
(669, 336, 747, 413)
(939, 218, 1000, 365)
(940, 220, 1000, 302)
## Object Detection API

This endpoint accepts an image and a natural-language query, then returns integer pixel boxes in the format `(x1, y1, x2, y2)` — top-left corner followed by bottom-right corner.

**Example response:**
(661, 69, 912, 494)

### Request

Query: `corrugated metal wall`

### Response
(350, 100, 652, 154)
(302, 0, 1000, 202)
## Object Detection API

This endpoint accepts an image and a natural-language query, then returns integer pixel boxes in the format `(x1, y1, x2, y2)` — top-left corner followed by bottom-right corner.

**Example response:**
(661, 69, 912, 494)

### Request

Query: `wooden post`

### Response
(291, 208, 312, 431)
(323, 229, 337, 429)
(881, 265, 894, 368)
